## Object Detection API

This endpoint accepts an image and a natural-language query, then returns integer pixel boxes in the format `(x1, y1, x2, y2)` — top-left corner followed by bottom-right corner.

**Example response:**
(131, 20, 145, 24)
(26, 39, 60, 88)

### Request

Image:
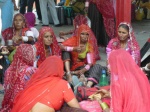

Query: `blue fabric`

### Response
(1, 0, 13, 31)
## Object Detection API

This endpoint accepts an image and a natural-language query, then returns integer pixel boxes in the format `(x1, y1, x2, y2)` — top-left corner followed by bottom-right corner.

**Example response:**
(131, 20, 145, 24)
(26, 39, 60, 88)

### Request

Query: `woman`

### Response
(106, 22, 140, 66)
(96, 49, 150, 112)
(1, 13, 34, 46)
(1, 27, 61, 111)
(12, 56, 80, 112)
(34, 27, 61, 67)
(61, 24, 101, 86)
(24, 12, 39, 40)
(0, 44, 36, 111)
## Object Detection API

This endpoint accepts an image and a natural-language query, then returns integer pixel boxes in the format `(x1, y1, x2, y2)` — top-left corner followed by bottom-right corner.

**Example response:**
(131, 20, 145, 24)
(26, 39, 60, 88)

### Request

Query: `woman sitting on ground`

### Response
(12, 56, 80, 112)
(1, 13, 35, 63)
(94, 49, 150, 112)
(106, 22, 140, 66)
(1, 26, 61, 111)
(60, 24, 101, 87)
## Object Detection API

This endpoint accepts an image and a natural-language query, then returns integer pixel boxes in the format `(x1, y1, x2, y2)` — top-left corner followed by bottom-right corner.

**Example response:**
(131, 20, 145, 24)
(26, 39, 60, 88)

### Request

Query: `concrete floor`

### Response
(0, 11, 150, 107)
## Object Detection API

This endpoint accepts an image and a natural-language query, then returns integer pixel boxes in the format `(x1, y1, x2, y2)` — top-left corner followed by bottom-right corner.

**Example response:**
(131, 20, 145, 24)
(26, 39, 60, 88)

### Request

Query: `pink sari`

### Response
(107, 22, 140, 66)
(109, 49, 150, 112)
(0, 44, 36, 112)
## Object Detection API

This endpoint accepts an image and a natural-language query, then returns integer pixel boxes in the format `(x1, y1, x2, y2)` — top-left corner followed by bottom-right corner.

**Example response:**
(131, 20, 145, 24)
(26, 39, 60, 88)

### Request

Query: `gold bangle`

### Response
(100, 102, 109, 110)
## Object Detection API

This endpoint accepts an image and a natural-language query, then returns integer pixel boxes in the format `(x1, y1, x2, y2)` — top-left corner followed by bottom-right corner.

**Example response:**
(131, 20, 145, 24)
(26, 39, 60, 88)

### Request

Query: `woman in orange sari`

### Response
(61, 24, 102, 87)
(12, 56, 80, 112)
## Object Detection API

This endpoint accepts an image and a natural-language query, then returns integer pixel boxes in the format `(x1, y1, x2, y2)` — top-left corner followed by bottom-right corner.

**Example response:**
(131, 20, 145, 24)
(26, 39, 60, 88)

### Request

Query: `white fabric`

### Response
(22, 36, 28, 42)
(39, 0, 59, 25)
(30, 27, 39, 39)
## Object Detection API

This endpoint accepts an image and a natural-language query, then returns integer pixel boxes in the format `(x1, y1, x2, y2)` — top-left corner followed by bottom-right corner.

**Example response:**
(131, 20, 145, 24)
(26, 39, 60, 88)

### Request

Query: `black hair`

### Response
(118, 24, 129, 32)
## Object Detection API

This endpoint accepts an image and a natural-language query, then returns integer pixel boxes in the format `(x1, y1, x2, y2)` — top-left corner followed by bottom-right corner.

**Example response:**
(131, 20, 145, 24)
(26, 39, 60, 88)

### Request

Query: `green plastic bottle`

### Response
(99, 69, 109, 86)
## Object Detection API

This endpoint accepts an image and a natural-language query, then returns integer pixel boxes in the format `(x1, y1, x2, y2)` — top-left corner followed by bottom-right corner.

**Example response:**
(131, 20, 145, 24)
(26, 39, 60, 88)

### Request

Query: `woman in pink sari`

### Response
(97, 49, 150, 112)
(106, 22, 140, 66)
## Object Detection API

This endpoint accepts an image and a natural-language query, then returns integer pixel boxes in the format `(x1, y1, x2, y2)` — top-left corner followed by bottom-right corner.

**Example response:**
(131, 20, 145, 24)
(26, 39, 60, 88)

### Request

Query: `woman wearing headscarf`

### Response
(61, 24, 102, 87)
(11, 56, 80, 112)
(106, 22, 140, 66)
(96, 49, 150, 112)
(0, 44, 36, 111)
(34, 27, 61, 67)
(1, 13, 34, 46)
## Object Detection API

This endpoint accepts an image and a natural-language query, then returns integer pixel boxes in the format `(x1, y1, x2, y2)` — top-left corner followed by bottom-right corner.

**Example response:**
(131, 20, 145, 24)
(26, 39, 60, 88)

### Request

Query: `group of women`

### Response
(0, 11, 150, 112)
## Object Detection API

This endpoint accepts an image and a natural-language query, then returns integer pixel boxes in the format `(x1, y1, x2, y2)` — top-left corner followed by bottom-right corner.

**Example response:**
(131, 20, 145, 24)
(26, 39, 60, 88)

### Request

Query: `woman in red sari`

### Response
(12, 56, 80, 112)
(34, 27, 61, 67)
(0, 44, 36, 112)
(1, 13, 34, 46)
(61, 24, 102, 86)
(97, 49, 150, 112)
(1, 13, 35, 63)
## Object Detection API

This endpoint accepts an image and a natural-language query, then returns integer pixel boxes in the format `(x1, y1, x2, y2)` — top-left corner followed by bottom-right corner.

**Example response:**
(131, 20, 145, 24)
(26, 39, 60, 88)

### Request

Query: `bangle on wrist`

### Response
(66, 71, 71, 76)
(100, 102, 109, 110)
(84, 64, 90, 70)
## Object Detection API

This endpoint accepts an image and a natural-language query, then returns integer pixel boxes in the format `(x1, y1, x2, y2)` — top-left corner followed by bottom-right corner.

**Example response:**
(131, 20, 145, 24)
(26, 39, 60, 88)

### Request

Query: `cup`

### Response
(6, 40, 13, 46)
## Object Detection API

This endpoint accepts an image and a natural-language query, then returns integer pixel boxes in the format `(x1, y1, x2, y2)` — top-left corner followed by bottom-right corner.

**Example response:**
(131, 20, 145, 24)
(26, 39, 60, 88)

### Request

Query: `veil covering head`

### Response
(63, 24, 100, 64)
(108, 49, 150, 112)
(35, 27, 61, 66)
(24, 12, 36, 28)
(12, 56, 64, 112)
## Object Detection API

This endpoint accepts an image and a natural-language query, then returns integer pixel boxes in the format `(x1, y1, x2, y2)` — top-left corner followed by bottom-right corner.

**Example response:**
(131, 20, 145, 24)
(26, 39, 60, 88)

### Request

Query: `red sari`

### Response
(109, 49, 150, 112)
(62, 24, 100, 70)
(12, 56, 75, 112)
(34, 27, 61, 66)
(0, 44, 36, 112)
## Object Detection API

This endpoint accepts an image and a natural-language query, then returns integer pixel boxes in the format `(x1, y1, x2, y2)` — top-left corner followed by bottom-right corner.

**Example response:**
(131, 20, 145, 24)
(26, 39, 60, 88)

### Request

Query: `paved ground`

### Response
(0, 12, 150, 107)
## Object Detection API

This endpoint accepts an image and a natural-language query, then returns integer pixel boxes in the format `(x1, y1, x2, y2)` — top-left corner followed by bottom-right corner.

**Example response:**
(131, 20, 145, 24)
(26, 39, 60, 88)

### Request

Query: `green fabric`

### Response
(8, 49, 16, 63)
(70, 2, 85, 14)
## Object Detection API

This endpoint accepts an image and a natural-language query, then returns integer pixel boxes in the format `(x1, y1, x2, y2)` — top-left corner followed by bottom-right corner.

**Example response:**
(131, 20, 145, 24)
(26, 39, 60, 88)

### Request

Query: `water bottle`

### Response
(99, 69, 109, 86)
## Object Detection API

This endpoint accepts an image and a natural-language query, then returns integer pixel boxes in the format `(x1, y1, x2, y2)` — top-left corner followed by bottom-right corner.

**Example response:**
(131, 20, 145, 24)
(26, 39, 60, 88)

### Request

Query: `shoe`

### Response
(42, 24, 49, 26)
(54, 24, 62, 27)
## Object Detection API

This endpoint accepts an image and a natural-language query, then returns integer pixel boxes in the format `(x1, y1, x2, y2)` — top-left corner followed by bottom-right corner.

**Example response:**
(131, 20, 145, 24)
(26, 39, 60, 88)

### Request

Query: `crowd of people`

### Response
(0, 0, 150, 112)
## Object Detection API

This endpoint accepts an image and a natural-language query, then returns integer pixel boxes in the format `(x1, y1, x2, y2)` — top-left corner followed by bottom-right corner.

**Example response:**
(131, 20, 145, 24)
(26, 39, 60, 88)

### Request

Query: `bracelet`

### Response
(84, 64, 90, 70)
(66, 71, 71, 76)
(66, 47, 74, 51)
(100, 102, 109, 110)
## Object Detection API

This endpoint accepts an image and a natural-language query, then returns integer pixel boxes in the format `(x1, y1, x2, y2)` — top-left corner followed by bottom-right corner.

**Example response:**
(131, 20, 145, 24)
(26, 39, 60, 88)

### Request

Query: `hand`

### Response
(12, 36, 22, 44)
(99, 89, 110, 98)
(14, 5, 19, 11)
(59, 31, 65, 37)
(73, 46, 81, 52)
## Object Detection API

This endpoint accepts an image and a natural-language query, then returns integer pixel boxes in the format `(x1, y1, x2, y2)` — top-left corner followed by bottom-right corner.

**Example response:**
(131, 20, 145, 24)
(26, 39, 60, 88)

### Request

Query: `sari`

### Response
(62, 24, 100, 70)
(12, 56, 75, 112)
(34, 27, 61, 66)
(0, 44, 36, 112)
(109, 49, 150, 112)
(106, 22, 141, 66)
